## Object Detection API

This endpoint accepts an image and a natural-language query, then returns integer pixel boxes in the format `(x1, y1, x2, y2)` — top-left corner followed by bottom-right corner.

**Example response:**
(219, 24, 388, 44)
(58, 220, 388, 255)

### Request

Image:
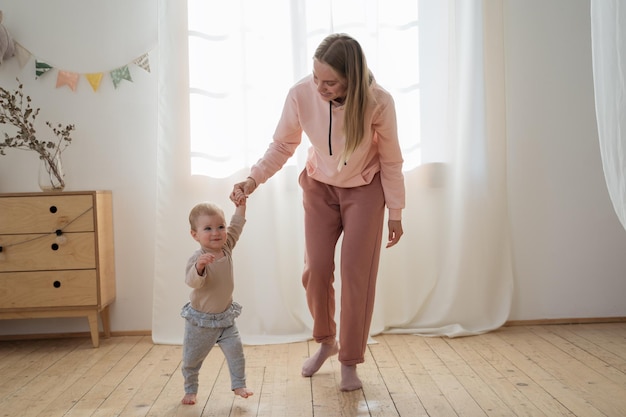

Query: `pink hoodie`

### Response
(249, 74, 405, 220)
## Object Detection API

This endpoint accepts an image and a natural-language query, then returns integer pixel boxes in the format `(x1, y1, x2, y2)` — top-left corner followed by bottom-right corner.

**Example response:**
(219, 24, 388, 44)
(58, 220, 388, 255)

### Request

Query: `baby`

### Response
(180, 190, 253, 404)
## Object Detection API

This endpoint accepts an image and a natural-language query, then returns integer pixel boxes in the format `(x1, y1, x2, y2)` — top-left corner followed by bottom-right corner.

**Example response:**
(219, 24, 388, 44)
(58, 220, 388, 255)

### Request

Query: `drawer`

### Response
(0, 270, 98, 309)
(0, 233, 95, 272)
(0, 195, 94, 234)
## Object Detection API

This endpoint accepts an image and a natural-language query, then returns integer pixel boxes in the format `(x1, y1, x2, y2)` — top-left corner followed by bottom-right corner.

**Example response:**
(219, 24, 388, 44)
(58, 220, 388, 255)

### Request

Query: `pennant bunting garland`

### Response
(85, 73, 104, 92)
(56, 71, 80, 91)
(6, 41, 152, 92)
(133, 53, 151, 73)
(110, 65, 132, 89)
(35, 60, 53, 78)
(14, 43, 31, 70)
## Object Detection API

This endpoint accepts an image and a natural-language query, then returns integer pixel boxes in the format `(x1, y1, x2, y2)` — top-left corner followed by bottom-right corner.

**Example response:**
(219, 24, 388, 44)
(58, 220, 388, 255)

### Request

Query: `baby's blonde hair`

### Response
(188, 202, 225, 230)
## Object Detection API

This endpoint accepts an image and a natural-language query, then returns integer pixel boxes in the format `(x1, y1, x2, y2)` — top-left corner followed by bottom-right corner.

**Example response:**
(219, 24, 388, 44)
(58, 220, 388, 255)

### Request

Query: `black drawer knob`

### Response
(49, 206, 58, 213)
(51, 243, 59, 250)
(53, 281, 61, 288)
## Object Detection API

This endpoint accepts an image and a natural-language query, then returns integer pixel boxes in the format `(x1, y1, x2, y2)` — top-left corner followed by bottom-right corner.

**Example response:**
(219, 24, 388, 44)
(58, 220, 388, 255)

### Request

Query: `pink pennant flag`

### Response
(56, 71, 80, 91)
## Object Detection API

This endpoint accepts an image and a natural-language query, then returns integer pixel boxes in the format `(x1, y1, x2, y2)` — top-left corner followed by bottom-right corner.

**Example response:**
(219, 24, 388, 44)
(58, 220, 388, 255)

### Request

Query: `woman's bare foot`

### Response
(181, 393, 197, 405)
(340, 365, 362, 391)
(234, 387, 254, 398)
(301, 340, 339, 377)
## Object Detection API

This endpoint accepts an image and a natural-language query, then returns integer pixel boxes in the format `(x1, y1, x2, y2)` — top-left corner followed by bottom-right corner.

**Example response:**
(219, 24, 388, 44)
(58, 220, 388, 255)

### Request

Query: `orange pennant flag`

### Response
(56, 71, 80, 91)
(85, 73, 104, 92)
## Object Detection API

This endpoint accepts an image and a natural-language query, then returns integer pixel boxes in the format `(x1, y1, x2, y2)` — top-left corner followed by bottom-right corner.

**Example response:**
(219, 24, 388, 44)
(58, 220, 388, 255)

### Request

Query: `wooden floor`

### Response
(1, 323, 625, 417)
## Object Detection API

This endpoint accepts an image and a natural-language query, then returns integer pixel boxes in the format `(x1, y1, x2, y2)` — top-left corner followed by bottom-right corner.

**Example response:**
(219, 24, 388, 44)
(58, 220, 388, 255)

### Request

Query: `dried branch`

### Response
(0, 79, 75, 188)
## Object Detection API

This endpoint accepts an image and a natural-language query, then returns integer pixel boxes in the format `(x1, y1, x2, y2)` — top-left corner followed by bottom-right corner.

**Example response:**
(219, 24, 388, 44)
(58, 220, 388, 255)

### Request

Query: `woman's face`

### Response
(313, 59, 347, 102)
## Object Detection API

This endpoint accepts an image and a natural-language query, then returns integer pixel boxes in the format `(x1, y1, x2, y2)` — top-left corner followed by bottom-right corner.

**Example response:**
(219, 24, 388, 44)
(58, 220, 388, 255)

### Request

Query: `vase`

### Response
(38, 153, 65, 192)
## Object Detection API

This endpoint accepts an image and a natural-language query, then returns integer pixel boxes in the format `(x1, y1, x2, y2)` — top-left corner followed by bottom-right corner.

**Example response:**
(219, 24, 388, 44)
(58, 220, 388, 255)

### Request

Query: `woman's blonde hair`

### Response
(314, 33, 373, 164)
(189, 202, 224, 230)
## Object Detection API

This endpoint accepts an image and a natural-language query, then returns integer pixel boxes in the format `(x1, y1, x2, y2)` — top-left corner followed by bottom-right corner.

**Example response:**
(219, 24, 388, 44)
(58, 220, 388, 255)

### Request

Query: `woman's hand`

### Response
(230, 177, 257, 205)
(386, 220, 403, 248)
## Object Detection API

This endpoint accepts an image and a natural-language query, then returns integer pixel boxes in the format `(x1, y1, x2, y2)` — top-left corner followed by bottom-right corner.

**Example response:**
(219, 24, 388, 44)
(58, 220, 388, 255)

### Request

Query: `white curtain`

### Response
(186, 0, 421, 178)
(590, 0, 626, 231)
(153, 0, 513, 345)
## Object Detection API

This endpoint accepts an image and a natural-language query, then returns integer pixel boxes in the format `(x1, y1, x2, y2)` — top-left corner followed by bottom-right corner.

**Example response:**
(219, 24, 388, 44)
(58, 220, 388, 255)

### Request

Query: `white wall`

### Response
(0, 0, 624, 339)
(0, 0, 158, 335)
(505, 0, 626, 320)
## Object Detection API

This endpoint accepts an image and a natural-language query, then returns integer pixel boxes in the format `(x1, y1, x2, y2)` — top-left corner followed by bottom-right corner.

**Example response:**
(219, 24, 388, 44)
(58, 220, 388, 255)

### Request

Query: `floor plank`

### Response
(0, 338, 77, 403)
(32, 337, 124, 417)
(431, 336, 518, 416)
(62, 336, 151, 417)
(0, 323, 625, 417)
(403, 335, 467, 417)
(491, 328, 608, 417)
(368, 336, 420, 417)
(499, 326, 626, 417)
(530, 325, 626, 387)
(90, 337, 171, 417)
(119, 343, 183, 417)
(461, 331, 574, 417)
(360, 338, 401, 417)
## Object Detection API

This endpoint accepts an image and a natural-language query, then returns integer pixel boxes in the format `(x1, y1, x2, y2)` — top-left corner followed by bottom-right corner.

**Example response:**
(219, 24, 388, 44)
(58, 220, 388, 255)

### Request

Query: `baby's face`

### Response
(191, 214, 227, 251)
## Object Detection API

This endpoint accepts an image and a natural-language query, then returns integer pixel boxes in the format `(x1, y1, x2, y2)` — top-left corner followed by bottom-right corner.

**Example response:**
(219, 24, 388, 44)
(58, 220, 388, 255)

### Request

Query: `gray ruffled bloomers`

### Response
(181, 301, 242, 328)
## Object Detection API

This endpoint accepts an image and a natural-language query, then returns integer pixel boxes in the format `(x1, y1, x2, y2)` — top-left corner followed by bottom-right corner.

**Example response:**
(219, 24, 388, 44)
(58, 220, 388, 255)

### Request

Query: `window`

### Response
(188, 0, 420, 178)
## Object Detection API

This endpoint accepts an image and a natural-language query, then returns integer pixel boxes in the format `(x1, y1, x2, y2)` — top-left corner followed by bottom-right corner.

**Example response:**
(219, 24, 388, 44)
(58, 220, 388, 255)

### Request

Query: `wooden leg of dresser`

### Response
(100, 305, 111, 339)
(87, 311, 100, 347)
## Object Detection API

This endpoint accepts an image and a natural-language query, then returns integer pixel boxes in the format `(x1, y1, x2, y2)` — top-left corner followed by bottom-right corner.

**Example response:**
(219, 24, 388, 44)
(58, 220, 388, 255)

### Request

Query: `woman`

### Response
(231, 33, 405, 391)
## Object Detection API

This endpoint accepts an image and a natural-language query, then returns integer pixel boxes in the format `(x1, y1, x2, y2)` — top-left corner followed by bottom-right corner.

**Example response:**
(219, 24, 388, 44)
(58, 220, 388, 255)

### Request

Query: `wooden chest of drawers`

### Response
(0, 191, 116, 347)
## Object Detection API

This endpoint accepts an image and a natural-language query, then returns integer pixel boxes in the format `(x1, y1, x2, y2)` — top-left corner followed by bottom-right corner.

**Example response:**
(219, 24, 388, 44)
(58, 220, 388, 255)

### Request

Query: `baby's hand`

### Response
(233, 188, 247, 206)
(195, 253, 216, 274)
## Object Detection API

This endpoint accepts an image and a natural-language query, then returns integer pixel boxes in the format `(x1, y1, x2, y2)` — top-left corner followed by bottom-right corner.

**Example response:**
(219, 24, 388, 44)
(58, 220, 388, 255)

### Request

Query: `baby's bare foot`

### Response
(340, 364, 362, 391)
(302, 340, 339, 377)
(234, 387, 253, 398)
(181, 393, 197, 405)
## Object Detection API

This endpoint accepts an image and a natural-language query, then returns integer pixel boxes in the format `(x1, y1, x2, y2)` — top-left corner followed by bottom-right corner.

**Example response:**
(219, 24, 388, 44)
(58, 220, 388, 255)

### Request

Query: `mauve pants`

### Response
(299, 169, 385, 366)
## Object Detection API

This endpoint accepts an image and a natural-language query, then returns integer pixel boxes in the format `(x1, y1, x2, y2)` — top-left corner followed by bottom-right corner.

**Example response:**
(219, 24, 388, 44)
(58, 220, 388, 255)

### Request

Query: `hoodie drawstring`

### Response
(328, 100, 333, 156)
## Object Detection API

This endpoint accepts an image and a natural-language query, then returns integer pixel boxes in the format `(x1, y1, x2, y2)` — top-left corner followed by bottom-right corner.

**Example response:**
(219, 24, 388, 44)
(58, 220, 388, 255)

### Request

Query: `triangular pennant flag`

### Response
(35, 60, 53, 78)
(14, 42, 31, 70)
(132, 53, 151, 73)
(56, 71, 80, 92)
(85, 73, 104, 92)
(110, 65, 132, 89)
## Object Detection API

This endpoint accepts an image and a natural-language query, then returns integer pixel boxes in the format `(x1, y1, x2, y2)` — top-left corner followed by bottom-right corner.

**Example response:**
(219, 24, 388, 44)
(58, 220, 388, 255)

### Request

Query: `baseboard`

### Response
(504, 316, 626, 326)
(0, 330, 152, 342)
(1, 318, 625, 342)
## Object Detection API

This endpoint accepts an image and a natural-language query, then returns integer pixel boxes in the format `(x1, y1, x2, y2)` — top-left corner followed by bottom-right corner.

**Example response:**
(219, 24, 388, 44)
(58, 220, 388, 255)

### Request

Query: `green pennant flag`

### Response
(35, 60, 53, 78)
(110, 66, 132, 89)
